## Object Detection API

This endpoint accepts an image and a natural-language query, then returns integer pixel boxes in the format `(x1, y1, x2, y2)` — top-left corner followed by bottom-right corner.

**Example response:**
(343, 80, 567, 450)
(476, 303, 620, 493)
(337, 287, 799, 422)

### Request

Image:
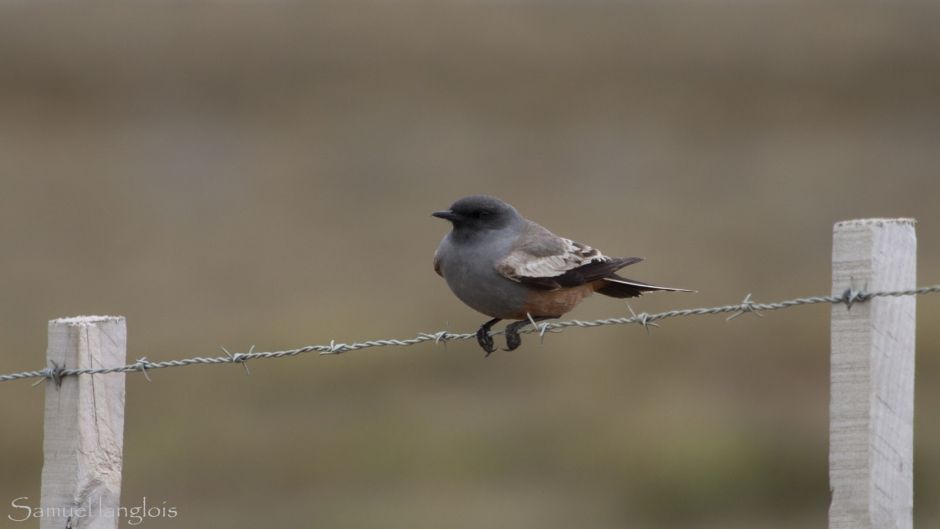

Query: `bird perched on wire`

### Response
(432, 195, 691, 355)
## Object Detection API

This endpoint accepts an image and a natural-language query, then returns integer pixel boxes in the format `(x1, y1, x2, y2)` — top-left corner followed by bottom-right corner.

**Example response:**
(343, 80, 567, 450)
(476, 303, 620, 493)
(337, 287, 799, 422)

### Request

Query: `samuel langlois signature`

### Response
(8, 496, 178, 525)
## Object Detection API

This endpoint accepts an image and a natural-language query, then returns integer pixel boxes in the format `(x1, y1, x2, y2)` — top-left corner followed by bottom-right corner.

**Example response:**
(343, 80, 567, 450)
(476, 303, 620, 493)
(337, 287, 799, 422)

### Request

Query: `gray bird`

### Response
(432, 195, 691, 354)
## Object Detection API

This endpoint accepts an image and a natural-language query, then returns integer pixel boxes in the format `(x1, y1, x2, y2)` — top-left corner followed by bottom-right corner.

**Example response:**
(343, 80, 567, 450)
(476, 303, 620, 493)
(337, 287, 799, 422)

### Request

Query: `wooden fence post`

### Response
(40, 316, 127, 529)
(830, 219, 916, 529)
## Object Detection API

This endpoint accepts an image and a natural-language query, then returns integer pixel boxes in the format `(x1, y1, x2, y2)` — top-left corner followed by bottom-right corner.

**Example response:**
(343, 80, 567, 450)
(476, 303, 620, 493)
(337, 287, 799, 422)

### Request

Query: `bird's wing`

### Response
(496, 222, 641, 289)
(433, 247, 443, 277)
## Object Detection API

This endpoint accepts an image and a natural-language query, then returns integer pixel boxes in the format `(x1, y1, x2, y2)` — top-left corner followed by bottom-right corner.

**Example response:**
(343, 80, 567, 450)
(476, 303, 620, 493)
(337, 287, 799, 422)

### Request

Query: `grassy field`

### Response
(1, 3, 938, 528)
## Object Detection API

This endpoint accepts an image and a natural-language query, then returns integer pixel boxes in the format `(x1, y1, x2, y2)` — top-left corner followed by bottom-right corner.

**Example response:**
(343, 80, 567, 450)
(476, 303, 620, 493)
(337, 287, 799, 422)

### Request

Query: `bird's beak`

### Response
(431, 210, 460, 221)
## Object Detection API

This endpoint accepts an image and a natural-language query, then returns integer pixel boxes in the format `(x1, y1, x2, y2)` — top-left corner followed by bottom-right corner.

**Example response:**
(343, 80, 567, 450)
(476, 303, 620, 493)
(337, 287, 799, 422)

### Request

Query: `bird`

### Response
(432, 195, 691, 355)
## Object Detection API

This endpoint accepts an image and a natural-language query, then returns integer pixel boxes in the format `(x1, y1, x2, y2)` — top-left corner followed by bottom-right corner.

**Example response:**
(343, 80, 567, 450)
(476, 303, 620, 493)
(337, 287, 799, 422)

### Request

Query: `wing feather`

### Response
(496, 222, 641, 290)
(433, 248, 443, 277)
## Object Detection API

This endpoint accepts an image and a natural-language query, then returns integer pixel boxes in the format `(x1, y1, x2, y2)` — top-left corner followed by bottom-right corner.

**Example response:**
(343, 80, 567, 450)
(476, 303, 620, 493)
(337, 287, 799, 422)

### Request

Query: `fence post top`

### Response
(49, 315, 125, 327)
(834, 218, 916, 229)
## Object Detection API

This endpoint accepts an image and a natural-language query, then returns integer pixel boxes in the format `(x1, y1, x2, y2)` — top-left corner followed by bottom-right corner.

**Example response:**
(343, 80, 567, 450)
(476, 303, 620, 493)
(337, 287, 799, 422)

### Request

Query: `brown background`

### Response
(1, 3, 938, 528)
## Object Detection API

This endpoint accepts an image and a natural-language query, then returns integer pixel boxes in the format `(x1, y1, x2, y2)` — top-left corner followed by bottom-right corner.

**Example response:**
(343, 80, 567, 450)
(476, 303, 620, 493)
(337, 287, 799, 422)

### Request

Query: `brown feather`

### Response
(515, 256, 643, 290)
(595, 274, 693, 298)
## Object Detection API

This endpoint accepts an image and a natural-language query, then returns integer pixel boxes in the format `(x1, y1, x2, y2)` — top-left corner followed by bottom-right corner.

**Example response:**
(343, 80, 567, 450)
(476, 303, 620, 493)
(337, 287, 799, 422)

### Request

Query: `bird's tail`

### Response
(595, 275, 694, 299)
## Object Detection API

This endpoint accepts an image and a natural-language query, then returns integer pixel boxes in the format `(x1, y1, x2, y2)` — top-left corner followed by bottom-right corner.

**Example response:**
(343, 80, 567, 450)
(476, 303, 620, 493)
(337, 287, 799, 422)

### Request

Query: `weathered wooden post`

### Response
(40, 316, 127, 529)
(830, 219, 916, 529)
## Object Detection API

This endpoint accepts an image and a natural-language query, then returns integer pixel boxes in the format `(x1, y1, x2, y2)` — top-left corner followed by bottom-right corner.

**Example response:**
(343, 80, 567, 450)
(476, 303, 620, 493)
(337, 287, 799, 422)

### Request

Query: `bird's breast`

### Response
(435, 234, 530, 319)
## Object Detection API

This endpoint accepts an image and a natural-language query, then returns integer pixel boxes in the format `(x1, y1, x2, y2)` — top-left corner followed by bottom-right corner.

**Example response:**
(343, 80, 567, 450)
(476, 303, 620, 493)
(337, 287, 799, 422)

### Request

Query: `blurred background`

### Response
(1, 3, 938, 528)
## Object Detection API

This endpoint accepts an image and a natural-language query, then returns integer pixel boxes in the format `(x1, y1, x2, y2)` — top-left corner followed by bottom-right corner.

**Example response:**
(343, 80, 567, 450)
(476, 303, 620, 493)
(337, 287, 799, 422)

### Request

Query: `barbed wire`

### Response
(2, 285, 938, 385)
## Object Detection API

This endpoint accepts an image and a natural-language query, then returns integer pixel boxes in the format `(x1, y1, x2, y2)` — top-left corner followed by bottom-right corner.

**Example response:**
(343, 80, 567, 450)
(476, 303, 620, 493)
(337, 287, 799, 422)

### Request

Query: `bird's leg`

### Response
(504, 316, 554, 351)
(476, 318, 502, 356)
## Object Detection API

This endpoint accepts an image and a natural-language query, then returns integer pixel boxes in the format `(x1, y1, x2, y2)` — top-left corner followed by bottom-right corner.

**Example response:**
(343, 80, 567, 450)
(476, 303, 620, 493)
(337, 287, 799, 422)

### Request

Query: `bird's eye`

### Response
(474, 210, 490, 219)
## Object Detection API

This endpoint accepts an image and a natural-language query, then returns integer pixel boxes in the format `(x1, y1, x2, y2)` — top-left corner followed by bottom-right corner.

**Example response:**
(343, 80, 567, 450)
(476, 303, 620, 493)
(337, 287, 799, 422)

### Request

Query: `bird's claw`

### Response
(503, 329, 522, 351)
(476, 326, 497, 356)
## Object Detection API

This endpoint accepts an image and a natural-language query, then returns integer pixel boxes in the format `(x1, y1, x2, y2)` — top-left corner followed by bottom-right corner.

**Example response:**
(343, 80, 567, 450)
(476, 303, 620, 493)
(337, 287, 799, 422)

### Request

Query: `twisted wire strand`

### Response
(2, 285, 938, 385)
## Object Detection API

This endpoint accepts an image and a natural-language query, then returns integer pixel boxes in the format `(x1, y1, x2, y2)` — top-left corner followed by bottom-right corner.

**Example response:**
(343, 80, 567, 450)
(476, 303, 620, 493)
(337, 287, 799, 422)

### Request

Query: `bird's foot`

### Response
(476, 318, 501, 356)
(476, 326, 496, 355)
(503, 315, 557, 351)
(504, 327, 522, 351)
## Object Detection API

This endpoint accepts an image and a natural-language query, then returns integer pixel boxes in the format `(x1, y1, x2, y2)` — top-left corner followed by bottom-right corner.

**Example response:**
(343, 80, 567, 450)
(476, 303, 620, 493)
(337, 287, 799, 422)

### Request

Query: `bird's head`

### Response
(432, 195, 521, 234)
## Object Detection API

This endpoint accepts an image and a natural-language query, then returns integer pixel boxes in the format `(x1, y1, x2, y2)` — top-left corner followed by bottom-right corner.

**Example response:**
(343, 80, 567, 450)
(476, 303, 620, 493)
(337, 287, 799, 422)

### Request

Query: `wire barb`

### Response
(32, 361, 66, 388)
(727, 293, 764, 321)
(527, 312, 560, 344)
(428, 331, 451, 350)
(222, 346, 252, 375)
(627, 304, 660, 335)
(841, 287, 869, 310)
(135, 357, 153, 382)
(320, 340, 345, 356)
(0, 284, 938, 384)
